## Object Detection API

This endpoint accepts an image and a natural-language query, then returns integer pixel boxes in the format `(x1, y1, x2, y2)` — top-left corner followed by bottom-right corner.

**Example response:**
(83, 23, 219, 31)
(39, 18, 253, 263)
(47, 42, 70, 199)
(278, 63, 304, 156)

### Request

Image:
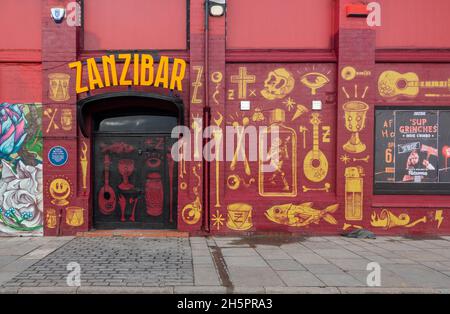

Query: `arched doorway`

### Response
(78, 92, 183, 230)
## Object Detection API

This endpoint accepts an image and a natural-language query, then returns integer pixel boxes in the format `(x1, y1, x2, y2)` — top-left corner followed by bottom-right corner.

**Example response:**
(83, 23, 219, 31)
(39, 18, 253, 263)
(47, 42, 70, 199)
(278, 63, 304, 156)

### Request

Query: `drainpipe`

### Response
(202, 0, 211, 233)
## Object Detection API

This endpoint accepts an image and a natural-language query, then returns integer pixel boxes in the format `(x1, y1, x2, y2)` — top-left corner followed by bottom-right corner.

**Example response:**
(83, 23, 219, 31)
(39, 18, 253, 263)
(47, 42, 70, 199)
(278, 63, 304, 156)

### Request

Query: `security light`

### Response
(209, 0, 226, 17)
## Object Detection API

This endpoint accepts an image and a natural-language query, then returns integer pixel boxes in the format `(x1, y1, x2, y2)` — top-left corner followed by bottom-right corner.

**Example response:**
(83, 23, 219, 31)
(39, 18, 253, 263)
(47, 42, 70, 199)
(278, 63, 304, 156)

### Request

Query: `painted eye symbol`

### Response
(300, 72, 330, 95)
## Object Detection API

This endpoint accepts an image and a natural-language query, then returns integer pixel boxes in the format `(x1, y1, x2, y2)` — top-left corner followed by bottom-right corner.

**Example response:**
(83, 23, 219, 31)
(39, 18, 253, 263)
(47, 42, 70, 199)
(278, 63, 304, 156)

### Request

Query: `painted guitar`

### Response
(98, 154, 116, 215)
(303, 113, 328, 182)
(378, 71, 450, 98)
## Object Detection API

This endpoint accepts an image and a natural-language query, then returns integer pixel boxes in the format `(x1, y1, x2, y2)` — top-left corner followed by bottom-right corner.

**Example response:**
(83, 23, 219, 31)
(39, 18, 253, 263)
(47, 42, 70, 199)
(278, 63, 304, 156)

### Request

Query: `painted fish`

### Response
(265, 202, 338, 227)
(100, 142, 135, 154)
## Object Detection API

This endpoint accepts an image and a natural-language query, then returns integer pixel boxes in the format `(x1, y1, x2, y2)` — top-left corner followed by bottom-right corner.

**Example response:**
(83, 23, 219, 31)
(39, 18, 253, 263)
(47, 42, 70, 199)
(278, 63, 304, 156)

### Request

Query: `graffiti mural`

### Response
(0, 103, 43, 235)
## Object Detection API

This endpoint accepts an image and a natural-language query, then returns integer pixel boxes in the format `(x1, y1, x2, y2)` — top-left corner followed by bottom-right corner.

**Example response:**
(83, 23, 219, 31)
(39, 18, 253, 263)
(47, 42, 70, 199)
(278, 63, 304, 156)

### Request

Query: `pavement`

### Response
(1, 235, 450, 293)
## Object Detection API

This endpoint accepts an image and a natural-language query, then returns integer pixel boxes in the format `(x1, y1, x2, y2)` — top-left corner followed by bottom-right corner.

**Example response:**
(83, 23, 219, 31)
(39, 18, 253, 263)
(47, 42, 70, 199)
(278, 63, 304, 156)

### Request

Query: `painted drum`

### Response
(145, 172, 163, 216)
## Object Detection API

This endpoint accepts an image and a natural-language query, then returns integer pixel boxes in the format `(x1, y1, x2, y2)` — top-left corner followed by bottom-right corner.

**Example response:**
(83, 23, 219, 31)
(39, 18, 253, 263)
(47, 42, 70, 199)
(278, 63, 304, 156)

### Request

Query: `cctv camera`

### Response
(51, 8, 66, 24)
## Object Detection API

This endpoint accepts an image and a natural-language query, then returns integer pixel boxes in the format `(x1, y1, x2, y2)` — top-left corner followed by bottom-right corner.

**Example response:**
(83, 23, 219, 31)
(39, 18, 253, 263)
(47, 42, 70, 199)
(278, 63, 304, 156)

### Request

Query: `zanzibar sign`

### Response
(69, 54, 186, 93)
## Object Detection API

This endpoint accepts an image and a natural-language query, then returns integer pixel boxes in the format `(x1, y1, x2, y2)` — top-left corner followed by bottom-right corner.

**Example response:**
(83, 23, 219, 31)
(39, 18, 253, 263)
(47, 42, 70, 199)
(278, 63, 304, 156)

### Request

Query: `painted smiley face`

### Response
(49, 178, 71, 205)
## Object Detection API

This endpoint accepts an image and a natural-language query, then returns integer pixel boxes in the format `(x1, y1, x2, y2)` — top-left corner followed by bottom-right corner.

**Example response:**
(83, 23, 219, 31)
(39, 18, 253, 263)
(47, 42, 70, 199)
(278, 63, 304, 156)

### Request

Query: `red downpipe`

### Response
(202, 0, 211, 233)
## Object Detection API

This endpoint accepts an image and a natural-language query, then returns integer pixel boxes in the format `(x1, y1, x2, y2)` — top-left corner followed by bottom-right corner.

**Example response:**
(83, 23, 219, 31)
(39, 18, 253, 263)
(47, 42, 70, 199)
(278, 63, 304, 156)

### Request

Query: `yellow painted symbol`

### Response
(230, 117, 251, 175)
(300, 72, 329, 95)
(345, 167, 364, 221)
(231, 67, 256, 99)
(227, 89, 235, 100)
(371, 209, 427, 229)
(212, 210, 225, 231)
(265, 202, 338, 227)
(299, 126, 308, 149)
(80, 141, 88, 194)
(191, 114, 202, 160)
(302, 183, 330, 193)
(379, 71, 450, 98)
(226, 174, 255, 190)
(283, 97, 296, 111)
(48, 73, 70, 102)
(226, 203, 253, 231)
(49, 178, 71, 206)
(46, 208, 57, 229)
(44, 108, 59, 133)
(343, 101, 369, 154)
(213, 112, 223, 208)
(66, 206, 84, 227)
(191, 66, 203, 104)
(342, 223, 363, 230)
(259, 109, 297, 197)
(60, 109, 73, 131)
(341, 66, 371, 81)
(353, 155, 370, 163)
(261, 68, 294, 100)
(252, 108, 265, 122)
(211, 71, 223, 105)
(435, 210, 444, 229)
(340, 154, 351, 164)
(182, 164, 202, 225)
(303, 113, 328, 182)
(291, 104, 309, 121)
(321, 126, 331, 143)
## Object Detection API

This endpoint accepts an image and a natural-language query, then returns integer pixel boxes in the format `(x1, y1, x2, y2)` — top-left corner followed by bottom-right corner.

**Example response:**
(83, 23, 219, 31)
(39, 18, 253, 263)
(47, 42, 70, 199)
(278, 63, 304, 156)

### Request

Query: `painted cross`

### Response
(231, 67, 256, 99)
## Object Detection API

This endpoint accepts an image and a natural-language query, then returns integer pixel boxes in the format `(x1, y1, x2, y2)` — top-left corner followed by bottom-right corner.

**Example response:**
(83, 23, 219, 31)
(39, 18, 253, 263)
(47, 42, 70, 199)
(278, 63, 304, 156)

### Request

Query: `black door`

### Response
(93, 114, 178, 229)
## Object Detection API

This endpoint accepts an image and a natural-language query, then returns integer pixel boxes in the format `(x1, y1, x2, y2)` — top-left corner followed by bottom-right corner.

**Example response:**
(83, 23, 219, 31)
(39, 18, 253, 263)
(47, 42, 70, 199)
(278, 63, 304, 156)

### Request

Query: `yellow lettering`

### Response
(154, 56, 169, 89)
(101, 55, 118, 87)
(140, 54, 154, 86)
(68, 61, 88, 93)
(86, 58, 104, 90)
(118, 53, 132, 86)
(170, 58, 186, 91)
(133, 54, 140, 85)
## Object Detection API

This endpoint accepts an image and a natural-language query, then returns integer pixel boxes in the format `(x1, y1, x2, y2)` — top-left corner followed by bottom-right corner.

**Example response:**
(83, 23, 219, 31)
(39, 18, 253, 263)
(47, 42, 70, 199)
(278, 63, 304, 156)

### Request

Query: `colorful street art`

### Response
(0, 103, 43, 235)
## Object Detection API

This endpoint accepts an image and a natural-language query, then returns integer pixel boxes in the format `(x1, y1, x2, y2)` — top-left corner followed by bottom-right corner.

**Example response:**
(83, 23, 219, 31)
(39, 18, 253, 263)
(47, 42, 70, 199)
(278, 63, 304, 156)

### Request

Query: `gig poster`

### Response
(374, 110, 395, 183)
(394, 110, 438, 183)
(438, 111, 450, 182)
(374, 109, 450, 184)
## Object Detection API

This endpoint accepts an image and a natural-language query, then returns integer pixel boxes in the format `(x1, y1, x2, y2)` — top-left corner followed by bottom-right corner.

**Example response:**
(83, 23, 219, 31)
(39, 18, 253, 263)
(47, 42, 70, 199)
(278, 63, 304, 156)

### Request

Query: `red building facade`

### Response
(1, 0, 450, 236)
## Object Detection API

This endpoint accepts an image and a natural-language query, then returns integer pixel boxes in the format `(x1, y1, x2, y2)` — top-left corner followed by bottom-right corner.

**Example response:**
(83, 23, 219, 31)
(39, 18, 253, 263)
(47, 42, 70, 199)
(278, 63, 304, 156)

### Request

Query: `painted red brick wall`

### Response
(1, 0, 450, 236)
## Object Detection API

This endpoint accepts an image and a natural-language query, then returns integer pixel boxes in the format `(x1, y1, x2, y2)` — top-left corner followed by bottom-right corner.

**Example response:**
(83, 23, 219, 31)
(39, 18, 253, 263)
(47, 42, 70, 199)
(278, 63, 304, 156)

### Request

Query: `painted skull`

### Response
(261, 68, 295, 100)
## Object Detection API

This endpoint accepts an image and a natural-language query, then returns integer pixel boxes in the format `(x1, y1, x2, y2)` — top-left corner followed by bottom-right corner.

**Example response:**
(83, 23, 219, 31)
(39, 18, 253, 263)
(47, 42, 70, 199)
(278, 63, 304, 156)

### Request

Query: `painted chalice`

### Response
(343, 101, 369, 154)
(118, 159, 135, 190)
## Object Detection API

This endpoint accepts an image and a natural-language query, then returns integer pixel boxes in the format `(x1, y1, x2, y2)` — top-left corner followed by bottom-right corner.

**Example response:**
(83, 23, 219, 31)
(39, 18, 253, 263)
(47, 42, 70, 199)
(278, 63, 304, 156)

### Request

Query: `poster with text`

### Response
(374, 110, 395, 183)
(394, 110, 438, 183)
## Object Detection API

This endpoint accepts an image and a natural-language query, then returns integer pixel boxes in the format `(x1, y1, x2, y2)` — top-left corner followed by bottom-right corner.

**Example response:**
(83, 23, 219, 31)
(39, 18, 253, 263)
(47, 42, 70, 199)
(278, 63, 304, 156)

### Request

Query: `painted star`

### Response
(212, 210, 225, 230)
(283, 97, 296, 111)
(340, 154, 351, 164)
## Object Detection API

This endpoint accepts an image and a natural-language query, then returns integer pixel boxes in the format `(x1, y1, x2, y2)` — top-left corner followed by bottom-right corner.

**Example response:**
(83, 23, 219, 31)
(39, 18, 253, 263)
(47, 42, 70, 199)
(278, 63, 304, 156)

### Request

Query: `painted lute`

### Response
(303, 113, 328, 183)
(98, 154, 116, 215)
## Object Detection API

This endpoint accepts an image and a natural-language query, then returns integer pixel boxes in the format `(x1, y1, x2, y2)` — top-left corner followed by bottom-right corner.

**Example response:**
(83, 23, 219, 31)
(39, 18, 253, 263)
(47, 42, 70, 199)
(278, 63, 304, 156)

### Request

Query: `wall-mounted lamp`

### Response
(209, 0, 226, 17)
(50, 8, 66, 24)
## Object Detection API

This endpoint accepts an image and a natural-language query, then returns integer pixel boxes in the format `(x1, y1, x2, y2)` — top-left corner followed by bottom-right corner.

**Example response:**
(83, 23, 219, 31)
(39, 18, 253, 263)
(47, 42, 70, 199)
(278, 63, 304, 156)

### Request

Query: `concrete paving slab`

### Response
(224, 256, 268, 267)
(221, 248, 259, 257)
(289, 252, 330, 265)
(277, 270, 324, 287)
(256, 249, 292, 260)
(266, 259, 306, 271)
(383, 264, 450, 288)
(314, 273, 364, 287)
(312, 248, 361, 259)
(227, 266, 284, 287)
(330, 258, 370, 271)
(305, 264, 347, 274)
(265, 286, 339, 294)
